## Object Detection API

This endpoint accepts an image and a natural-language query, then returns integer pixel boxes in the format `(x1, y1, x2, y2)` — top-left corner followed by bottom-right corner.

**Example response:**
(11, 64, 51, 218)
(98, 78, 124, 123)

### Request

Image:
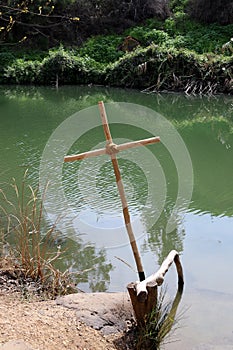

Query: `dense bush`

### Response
(0, 0, 232, 94)
(0, 52, 16, 80)
(4, 59, 41, 84)
(105, 45, 233, 94)
(79, 35, 124, 63)
(40, 48, 104, 84)
(125, 14, 233, 54)
(3, 47, 104, 85)
(1, 45, 232, 94)
(126, 26, 170, 46)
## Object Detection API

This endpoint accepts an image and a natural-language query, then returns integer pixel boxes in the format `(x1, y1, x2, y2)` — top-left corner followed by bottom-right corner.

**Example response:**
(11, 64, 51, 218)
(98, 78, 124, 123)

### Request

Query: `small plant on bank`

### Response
(136, 288, 181, 350)
(0, 172, 76, 298)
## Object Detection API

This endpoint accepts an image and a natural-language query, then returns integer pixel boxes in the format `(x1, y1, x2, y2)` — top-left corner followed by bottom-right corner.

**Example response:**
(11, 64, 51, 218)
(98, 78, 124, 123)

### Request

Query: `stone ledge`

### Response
(56, 292, 134, 336)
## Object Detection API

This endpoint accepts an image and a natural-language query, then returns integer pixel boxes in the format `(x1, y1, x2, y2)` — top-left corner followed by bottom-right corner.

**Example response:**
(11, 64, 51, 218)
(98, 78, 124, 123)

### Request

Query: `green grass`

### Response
(136, 287, 183, 349)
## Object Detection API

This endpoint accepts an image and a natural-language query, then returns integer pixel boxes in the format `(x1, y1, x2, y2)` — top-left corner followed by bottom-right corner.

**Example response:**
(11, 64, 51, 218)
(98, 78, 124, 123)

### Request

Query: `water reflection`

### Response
(54, 236, 113, 292)
(143, 214, 185, 266)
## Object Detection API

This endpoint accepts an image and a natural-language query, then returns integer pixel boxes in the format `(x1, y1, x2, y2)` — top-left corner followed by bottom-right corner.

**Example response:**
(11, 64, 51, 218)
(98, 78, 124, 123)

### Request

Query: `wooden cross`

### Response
(64, 101, 160, 281)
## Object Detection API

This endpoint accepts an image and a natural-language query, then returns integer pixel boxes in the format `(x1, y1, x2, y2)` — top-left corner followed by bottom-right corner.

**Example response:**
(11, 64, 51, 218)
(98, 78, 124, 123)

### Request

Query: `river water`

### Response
(0, 85, 233, 349)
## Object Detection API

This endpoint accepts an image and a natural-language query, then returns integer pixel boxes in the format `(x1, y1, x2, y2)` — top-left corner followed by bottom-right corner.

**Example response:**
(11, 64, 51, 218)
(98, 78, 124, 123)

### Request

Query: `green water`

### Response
(0, 85, 233, 348)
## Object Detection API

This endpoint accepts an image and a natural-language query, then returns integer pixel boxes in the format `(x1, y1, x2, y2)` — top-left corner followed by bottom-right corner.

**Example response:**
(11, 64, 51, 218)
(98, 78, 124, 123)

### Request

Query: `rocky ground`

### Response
(0, 263, 137, 350)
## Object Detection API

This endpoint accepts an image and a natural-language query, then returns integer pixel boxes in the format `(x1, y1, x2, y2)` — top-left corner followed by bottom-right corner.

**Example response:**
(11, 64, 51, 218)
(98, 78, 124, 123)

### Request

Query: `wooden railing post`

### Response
(127, 281, 158, 327)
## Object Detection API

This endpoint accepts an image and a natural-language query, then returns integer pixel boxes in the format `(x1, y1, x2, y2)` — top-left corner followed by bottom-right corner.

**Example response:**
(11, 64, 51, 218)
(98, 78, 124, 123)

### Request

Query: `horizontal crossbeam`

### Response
(64, 136, 160, 162)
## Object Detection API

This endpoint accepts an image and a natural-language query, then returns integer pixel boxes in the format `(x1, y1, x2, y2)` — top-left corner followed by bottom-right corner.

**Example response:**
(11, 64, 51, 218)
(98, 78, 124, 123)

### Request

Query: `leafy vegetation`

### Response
(1, 44, 232, 94)
(79, 35, 124, 64)
(0, 0, 232, 94)
(106, 46, 232, 94)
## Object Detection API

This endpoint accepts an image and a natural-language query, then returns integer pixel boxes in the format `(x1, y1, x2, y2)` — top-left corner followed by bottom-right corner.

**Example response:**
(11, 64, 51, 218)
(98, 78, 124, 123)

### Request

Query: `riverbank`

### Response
(0, 3, 232, 95)
(0, 291, 127, 350)
(0, 262, 133, 350)
(1, 45, 232, 95)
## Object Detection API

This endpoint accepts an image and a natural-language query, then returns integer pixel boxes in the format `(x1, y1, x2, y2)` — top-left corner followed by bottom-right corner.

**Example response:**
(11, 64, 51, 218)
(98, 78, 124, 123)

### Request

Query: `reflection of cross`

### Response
(64, 101, 160, 281)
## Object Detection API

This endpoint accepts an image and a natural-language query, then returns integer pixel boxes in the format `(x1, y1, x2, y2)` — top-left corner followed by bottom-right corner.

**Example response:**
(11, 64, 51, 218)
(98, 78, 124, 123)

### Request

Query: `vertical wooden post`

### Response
(98, 101, 145, 281)
(127, 280, 158, 327)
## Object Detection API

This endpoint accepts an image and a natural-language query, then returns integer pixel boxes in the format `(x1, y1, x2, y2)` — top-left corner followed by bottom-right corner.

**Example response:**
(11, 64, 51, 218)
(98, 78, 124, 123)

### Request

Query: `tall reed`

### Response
(0, 172, 75, 297)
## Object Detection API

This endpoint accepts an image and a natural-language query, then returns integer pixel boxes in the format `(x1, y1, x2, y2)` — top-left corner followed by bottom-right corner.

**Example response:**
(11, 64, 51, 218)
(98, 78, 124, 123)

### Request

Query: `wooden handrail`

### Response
(135, 250, 184, 302)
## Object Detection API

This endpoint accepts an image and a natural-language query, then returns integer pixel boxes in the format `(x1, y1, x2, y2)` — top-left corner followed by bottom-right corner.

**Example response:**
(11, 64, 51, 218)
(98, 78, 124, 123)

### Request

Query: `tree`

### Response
(187, 0, 233, 24)
(0, 0, 79, 46)
(71, 0, 170, 37)
(0, 0, 171, 46)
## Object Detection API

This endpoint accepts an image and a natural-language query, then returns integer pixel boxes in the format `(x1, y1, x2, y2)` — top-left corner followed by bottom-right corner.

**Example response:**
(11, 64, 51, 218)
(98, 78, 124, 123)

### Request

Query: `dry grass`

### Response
(0, 171, 76, 298)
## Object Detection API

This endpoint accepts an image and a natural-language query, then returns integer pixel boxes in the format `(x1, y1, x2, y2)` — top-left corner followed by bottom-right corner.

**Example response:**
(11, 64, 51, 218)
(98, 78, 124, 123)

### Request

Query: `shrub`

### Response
(1, 46, 104, 85)
(38, 47, 104, 85)
(144, 30, 170, 45)
(0, 52, 16, 80)
(105, 45, 233, 94)
(79, 35, 124, 64)
(0, 52, 15, 68)
(126, 26, 170, 46)
(3, 59, 41, 84)
(39, 47, 78, 84)
(169, 0, 189, 13)
(126, 26, 151, 43)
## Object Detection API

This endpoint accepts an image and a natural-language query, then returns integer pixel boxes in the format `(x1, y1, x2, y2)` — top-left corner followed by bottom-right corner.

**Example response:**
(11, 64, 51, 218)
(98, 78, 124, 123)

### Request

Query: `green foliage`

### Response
(1, 43, 232, 95)
(4, 58, 41, 84)
(185, 24, 233, 54)
(145, 18, 165, 30)
(144, 30, 170, 45)
(79, 35, 124, 64)
(136, 288, 180, 350)
(126, 26, 170, 46)
(39, 47, 103, 84)
(0, 51, 15, 67)
(0, 6, 232, 94)
(39, 47, 78, 83)
(105, 45, 233, 94)
(169, 0, 189, 13)
(0, 51, 15, 79)
(125, 27, 150, 43)
(163, 15, 233, 54)
(125, 16, 233, 55)
(2, 46, 104, 85)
